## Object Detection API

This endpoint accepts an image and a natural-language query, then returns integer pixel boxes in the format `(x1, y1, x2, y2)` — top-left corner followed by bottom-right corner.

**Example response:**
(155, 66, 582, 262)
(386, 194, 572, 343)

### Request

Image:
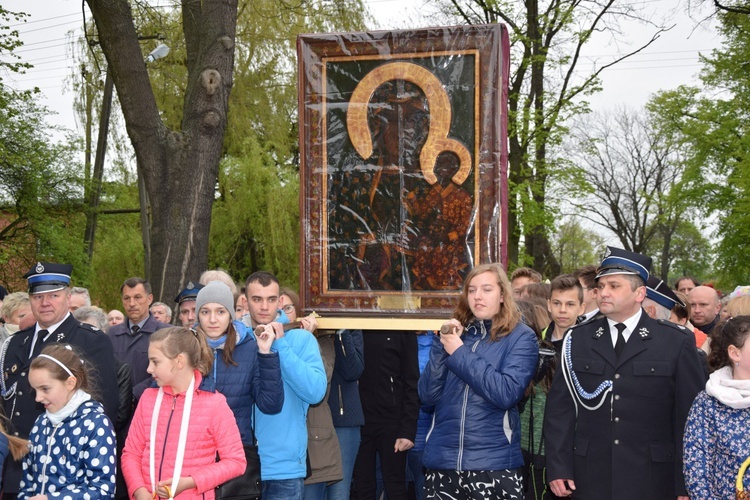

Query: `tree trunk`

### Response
(84, 0, 238, 301)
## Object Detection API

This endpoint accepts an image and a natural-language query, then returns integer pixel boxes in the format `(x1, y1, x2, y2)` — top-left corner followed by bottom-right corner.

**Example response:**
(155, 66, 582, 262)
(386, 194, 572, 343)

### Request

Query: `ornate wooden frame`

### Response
(297, 24, 509, 320)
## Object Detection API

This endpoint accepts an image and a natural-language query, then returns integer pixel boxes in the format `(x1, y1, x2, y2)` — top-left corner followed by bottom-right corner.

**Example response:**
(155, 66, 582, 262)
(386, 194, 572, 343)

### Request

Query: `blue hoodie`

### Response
(254, 326, 327, 480)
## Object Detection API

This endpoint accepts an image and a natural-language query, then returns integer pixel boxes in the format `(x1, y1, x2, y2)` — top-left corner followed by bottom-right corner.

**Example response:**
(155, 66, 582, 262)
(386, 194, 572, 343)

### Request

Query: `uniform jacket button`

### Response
(614, 395, 620, 400)
(614, 373, 621, 379)
(614, 439, 620, 445)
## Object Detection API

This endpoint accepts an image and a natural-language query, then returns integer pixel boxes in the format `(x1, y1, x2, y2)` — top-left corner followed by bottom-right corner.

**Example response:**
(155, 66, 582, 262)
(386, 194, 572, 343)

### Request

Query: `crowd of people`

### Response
(0, 247, 748, 499)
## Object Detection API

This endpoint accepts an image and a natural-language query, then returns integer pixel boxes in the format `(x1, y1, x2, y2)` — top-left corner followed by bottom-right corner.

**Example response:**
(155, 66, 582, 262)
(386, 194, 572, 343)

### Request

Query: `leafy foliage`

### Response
(550, 218, 605, 273)
(0, 89, 87, 289)
(209, 135, 300, 287)
(435, 0, 667, 274)
(647, 10, 750, 285)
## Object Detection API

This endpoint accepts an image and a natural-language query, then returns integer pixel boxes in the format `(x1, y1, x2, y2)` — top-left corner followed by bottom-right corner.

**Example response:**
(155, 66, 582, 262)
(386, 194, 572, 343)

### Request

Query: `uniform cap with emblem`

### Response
(646, 276, 686, 310)
(174, 281, 204, 304)
(22, 262, 73, 294)
(595, 246, 651, 284)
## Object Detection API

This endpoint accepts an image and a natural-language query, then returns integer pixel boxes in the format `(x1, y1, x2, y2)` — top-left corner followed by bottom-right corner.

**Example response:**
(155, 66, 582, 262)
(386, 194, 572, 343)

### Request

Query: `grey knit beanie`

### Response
(195, 280, 235, 316)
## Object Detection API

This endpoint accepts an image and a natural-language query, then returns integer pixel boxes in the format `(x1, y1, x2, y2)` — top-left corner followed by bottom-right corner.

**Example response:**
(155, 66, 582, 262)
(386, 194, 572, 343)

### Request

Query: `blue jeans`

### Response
(325, 426, 361, 500)
(305, 481, 327, 500)
(263, 478, 305, 500)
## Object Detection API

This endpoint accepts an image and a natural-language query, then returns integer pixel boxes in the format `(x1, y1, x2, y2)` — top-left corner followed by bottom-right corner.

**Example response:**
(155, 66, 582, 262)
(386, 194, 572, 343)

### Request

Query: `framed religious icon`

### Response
(297, 24, 510, 321)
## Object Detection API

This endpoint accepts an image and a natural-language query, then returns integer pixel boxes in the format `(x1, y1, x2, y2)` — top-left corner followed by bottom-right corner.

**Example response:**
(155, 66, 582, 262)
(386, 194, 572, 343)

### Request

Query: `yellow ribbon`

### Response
(737, 456, 750, 497)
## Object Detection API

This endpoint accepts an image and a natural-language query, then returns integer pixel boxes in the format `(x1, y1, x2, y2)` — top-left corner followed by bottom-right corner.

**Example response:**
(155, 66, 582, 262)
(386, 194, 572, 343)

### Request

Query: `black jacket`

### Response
(1, 313, 119, 494)
(543, 312, 705, 499)
(358, 330, 420, 441)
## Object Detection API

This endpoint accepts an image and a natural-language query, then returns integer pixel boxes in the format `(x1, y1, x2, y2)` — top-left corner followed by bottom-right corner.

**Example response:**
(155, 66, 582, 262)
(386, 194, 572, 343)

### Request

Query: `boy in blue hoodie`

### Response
(245, 271, 327, 500)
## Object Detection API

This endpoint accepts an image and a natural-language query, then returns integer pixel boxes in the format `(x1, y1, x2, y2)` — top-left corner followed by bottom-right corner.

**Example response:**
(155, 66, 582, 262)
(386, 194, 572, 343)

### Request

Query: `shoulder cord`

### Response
(560, 331, 613, 417)
(150, 375, 195, 499)
(0, 335, 17, 400)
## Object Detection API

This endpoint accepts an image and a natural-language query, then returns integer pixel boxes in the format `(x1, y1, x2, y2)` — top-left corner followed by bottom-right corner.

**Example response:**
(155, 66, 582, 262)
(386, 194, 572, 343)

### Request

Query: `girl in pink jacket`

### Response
(122, 327, 246, 499)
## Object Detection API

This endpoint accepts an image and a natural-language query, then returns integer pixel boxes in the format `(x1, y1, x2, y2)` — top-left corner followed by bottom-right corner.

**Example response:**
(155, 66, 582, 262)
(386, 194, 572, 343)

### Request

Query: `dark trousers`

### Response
(353, 424, 409, 500)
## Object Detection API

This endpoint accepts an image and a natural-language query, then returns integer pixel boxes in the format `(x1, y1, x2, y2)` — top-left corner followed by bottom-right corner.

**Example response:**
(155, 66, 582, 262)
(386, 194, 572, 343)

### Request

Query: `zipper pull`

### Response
(172, 395, 178, 410)
(339, 386, 344, 415)
(338, 331, 346, 356)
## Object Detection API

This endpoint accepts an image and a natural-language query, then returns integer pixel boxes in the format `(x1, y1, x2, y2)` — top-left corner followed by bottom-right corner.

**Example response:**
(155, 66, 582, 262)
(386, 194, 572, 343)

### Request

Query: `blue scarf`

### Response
(206, 335, 227, 350)
(205, 320, 251, 351)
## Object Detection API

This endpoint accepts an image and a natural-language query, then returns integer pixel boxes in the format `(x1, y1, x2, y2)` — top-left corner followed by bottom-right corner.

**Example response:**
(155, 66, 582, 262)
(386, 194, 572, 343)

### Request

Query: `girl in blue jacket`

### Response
(195, 281, 284, 443)
(419, 263, 538, 499)
(20, 344, 116, 499)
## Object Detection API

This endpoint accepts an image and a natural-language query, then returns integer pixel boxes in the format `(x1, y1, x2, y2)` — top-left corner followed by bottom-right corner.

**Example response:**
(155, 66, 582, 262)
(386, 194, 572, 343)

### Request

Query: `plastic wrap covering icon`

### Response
(297, 24, 510, 321)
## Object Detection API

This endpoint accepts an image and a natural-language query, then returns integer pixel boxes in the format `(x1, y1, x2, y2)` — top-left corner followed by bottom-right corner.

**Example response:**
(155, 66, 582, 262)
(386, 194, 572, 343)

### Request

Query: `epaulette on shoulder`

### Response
(567, 313, 605, 332)
(78, 321, 102, 334)
(656, 319, 691, 334)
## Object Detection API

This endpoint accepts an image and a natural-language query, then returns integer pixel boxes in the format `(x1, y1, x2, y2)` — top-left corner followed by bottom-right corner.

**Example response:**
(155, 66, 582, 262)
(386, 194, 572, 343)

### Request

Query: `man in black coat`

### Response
(0, 262, 119, 499)
(543, 248, 705, 500)
(353, 330, 420, 500)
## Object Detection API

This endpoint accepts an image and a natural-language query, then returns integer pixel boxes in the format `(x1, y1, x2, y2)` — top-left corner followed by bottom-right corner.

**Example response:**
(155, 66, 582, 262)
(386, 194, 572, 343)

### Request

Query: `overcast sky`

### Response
(1, 0, 720, 134)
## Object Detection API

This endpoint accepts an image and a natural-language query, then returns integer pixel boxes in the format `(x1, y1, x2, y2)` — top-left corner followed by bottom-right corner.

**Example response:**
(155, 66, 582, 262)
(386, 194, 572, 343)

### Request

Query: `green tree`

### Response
(0, 94, 88, 288)
(645, 219, 713, 285)
(209, 136, 300, 287)
(550, 218, 604, 273)
(439, 0, 667, 275)
(0, 32, 88, 292)
(76, 0, 369, 299)
(562, 106, 699, 281)
(648, 9, 750, 284)
(82, 0, 242, 301)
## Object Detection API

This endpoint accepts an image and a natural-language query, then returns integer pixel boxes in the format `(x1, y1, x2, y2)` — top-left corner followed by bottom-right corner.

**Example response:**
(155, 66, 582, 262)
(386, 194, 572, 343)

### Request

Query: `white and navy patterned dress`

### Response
(19, 399, 116, 499)
(684, 390, 750, 499)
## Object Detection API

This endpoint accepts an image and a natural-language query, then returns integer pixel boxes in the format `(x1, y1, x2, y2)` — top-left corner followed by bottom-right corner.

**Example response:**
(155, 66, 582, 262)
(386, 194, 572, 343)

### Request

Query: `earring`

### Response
(736, 362, 740, 367)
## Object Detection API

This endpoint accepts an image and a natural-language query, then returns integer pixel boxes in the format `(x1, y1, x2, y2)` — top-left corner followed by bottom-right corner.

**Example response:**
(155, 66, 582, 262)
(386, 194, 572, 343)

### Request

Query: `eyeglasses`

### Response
(281, 305, 296, 314)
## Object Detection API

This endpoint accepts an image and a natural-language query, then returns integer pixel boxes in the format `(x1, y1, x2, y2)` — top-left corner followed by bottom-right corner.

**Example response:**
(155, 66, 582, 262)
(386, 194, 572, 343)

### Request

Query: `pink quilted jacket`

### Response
(122, 371, 246, 499)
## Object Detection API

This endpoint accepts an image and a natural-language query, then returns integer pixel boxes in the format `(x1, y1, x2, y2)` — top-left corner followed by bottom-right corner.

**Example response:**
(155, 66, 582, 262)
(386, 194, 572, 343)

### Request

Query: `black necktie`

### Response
(614, 323, 627, 360)
(31, 329, 49, 358)
(130, 324, 140, 337)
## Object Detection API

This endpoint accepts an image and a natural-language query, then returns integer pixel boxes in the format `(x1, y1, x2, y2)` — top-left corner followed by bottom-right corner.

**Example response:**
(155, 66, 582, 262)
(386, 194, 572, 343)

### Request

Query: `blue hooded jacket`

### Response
(199, 320, 283, 444)
(254, 326, 327, 480)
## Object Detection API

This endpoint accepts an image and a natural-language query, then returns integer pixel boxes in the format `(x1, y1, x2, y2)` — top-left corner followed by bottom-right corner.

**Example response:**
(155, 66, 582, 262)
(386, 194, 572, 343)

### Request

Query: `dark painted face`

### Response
(367, 80, 430, 171)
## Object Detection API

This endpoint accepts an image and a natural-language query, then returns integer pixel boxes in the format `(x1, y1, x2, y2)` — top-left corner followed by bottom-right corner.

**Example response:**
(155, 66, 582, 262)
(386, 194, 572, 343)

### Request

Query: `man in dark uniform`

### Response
(0, 262, 119, 498)
(543, 248, 704, 500)
(175, 281, 204, 327)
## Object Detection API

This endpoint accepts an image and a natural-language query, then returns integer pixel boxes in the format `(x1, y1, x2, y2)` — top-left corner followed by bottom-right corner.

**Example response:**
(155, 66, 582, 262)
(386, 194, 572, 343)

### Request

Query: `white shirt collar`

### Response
(584, 308, 599, 321)
(34, 312, 70, 337)
(607, 309, 643, 346)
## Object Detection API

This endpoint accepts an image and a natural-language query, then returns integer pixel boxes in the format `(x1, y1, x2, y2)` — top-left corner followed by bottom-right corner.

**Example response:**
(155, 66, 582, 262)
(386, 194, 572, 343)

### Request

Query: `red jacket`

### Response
(122, 371, 246, 499)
